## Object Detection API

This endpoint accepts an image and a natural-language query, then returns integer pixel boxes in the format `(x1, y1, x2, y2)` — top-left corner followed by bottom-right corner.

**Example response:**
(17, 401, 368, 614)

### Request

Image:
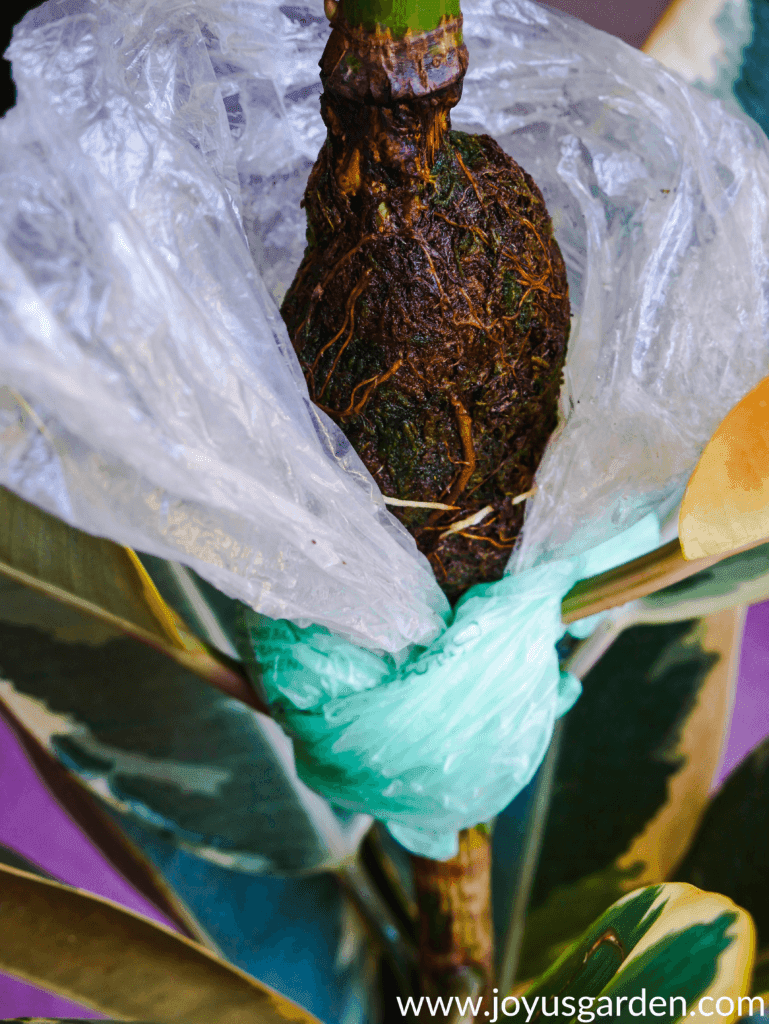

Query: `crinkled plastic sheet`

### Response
(245, 516, 661, 858)
(2, 0, 769, 654)
(0, 0, 448, 655)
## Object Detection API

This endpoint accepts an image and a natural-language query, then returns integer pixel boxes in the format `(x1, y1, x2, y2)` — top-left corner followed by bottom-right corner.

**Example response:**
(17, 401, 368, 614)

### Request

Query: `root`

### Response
(438, 505, 495, 539)
(431, 550, 448, 580)
(511, 486, 537, 505)
(520, 216, 554, 272)
(384, 497, 459, 510)
(454, 148, 486, 211)
(317, 190, 337, 232)
(433, 209, 490, 247)
(317, 270, 372, 399)
(318, 234, 378, 295)
(281, 114, 570, 601)
(446, 395, 476, 504)
(453, 531, 516, 549)
(338, 357, 404, 417)
(410, 232, 448, 301)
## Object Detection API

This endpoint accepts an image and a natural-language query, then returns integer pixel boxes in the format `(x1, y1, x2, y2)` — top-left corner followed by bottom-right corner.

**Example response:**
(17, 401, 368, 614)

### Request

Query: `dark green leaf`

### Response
(675, 737, 769, 953)
(524, 884, 754, 1022)
(0, 843, 54, 880)
(519, 611, 743, 981)
(0, 575, 369, 874)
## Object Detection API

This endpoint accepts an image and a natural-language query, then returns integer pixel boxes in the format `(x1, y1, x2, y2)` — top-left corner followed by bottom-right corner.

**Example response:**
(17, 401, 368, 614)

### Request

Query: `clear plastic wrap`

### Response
(0, 0, 448, 655)
(471, 1, 769, 569)
(2, 0, 769, 654)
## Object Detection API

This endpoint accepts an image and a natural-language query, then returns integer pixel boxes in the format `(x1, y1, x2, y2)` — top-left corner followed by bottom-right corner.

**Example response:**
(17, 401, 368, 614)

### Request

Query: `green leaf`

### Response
(0, 574, 369, 874)
(674, 736, 769, 956)
(0, 487, 370, 874)
(524, 883, 754, 1023)
(0, 862, 321, 1024)
(0, 486, 173, 640)
(518, 611, 744, 981)
(0, 486, 261, 709)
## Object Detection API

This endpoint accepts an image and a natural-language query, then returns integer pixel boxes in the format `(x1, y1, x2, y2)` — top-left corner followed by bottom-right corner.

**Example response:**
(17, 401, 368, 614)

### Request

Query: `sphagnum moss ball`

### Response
(281, 11, 570, 602)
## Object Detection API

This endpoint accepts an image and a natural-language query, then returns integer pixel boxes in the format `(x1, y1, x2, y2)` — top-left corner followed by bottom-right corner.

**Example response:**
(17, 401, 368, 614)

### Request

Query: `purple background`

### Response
(0, 714, 177, 1017)
(2, 0, 768, 1017)
(720, 603, 769, 781)
(539, 0, 673, 49)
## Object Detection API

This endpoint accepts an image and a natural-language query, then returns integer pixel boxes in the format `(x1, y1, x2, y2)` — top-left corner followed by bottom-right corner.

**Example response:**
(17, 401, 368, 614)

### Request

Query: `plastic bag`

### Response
(245, 515, 660, 858)
(483, 3, 769, 570)
(2, 0, 769, 654)
(0, 0, 448, 655)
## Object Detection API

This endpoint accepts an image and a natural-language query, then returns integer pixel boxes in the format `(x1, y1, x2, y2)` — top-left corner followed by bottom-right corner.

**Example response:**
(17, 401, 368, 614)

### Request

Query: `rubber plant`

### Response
(4, 475, 769, 1021)
(0, 863, 758, 1024)
(2, 0, 769, 1018)
(280, 0, 570, 998)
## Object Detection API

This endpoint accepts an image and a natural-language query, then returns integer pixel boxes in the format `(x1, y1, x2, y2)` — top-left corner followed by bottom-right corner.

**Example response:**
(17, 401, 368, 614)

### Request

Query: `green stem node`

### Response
(339, 0, 461, 37)
(322, 0, 467, 103)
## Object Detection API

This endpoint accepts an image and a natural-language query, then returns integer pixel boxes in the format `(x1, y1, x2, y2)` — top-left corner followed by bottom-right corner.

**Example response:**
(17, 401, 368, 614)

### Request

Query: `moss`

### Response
(281, 84, 569, 602)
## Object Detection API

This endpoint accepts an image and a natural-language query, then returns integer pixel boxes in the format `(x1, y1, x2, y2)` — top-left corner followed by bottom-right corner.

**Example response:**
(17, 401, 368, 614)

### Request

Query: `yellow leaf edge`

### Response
(0, 862, 320, 1024)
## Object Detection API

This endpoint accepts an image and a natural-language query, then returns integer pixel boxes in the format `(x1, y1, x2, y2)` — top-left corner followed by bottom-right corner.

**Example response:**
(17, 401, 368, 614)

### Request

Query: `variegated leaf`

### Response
(0, 863, 320, 1024)
(634, 543, 769, 625)
(524, 883, 754, 1023)
(0, 486, 370, 875)
(675, 736, 769, 957)
(517, 611, 744, 982)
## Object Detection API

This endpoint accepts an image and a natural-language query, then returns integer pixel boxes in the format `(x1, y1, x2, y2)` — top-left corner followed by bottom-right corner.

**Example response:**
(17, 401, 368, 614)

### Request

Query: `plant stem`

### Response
(338, 0, 461, 36)
(410, 826, 495, 1010)
(560, 534, 769, 624)
(314, 3, 493, 1011)
(322, 0, 467, 104)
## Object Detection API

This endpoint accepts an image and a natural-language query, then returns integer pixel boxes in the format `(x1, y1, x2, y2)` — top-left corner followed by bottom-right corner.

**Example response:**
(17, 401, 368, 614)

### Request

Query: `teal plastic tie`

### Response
(244, 515, 660, 859)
